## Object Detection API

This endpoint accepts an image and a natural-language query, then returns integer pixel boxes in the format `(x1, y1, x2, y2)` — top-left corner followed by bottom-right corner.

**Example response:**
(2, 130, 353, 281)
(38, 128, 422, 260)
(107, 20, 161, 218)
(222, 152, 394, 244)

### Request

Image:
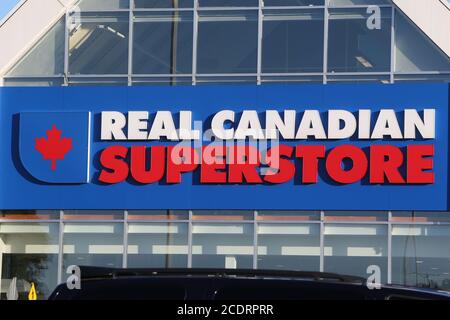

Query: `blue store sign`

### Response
(0, 83, 448, 210)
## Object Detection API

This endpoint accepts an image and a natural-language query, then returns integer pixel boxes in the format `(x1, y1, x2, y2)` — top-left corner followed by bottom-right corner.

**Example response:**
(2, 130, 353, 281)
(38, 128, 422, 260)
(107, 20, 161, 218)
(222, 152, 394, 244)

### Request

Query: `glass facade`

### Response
(1, 210, 450, 299)
(2, 0, 449, 85)
(0, 0, 449, 300)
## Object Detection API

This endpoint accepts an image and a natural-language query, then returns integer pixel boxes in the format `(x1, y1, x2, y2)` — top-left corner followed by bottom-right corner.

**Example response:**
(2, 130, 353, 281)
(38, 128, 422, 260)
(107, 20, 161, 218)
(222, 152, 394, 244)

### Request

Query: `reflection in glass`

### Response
(62, 223, 123, 277)
(134, 0, 194, 8)
(197, 11, 258, 74)
(199, 0, 258, 6)
(0, 210, 60, 220)
(392, 225, 450, 291)
(7, 18, 65, 77)
(328, 8, 391, 72)
(0, 223, 59, 300)
(262, 10, 324, 73)
(257, 223, 320, 271)
(257, 211, 320, 221)
(68, 77, 129, 86)
(3, 78, 65, 87)
(74, 0, 129, 10)
(327, 73, 390, 83)
(127, 223, 188, 268)
(63, 210, 124, 220)
(192, 223, 253, 268)
(324, 224, 388, 281)
(192, 210, 253, 221)
(127, 210, 189, 220)
(395, 11, 450, 73)
(69, 13, 129, 75)
(329, 0, 391, 6)
(264, 0, 325, 6)
(133, 13, 193, 74)
(325, 211, 388, 221)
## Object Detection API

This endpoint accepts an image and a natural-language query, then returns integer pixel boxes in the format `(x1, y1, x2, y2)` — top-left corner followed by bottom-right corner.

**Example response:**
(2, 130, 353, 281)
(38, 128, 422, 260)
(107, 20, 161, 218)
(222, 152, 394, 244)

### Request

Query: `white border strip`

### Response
(86, 111, 91, 182)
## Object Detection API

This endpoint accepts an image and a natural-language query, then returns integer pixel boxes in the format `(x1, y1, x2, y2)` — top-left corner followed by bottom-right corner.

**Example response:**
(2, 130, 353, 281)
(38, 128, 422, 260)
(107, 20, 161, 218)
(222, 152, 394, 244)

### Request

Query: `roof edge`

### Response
(0, 0, 28, 29)
(0, 0, 78, 77)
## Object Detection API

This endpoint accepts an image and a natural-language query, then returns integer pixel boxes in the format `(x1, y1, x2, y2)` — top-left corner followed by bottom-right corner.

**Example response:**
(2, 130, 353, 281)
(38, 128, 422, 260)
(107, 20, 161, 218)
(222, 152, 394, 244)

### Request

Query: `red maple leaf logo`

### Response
(35, 125, 73, 171)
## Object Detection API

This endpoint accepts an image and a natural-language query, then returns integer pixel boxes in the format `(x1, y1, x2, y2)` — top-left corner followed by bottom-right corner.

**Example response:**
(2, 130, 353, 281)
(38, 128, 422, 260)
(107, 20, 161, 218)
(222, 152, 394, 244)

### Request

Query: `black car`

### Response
(48, 267, 450, 300)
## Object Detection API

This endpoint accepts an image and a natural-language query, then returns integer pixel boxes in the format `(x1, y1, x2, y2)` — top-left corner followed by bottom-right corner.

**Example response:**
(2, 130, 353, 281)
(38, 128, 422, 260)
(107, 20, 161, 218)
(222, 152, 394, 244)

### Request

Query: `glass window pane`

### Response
(0, 210, 60, 220)
(257, 211, 320, 221)
(329, 0, 391, 6)
(261, 74, 323, 83)
(132, 76, 193, 85)
(262, 10, 324, 73)
(127, 210, 189, 220)
(192, 223, 254, 269)
(74, 0, 129, 10)
(127, 223, 188, 268)
(7, 18, 65, 76)
(327, 73, 390, 83)
(199, 0, 258, 6)
(63, 210, 124, 220)
(328, 8, 392, 72)
(392, 225, 450, 291)
(62, 223, 123, 273)
(0, 223, 59, 300)
(324, 224, 388, 282)
(134, 0, 194, 8)
(69, 13, 129, 75)
(391, 211, 450, 223)
(3, 77, 64, 87)
(133, 12, 193, 74)
(68, 77, 129, 86)
(324, 211, 388, 222)
(393, 74, 450, 83)
(394, 10, 450, 73)
(196, 75, 257, 84)
(257, 223, 320, 271)
(263, 0, 325, 6)
(197, 11, 258, 74)
(192, 210, 253, 221)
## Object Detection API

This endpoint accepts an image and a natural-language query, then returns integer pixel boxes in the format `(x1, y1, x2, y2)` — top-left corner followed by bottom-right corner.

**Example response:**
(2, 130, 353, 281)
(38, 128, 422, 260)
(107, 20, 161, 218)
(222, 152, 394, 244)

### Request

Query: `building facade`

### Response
(0, 0, 449, 300)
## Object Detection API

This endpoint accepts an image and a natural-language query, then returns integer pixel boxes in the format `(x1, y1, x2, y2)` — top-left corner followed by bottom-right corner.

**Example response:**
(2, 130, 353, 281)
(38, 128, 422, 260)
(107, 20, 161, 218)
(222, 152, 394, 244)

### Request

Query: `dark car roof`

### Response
(49, 267, 450, 300)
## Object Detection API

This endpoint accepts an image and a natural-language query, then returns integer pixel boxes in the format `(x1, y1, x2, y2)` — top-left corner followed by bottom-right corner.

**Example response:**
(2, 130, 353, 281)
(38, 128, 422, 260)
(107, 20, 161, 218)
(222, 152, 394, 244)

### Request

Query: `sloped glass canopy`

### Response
(395, 10, 450, 73)
(4, 3, 450, 84)
(73, 0, 129, 10)
(7, 17, 65, 77)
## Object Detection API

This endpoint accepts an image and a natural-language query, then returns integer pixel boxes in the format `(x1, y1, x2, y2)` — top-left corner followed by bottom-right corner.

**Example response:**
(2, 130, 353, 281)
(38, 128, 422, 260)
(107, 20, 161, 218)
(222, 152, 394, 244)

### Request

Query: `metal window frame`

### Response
(5, 1, 450, 85)
(2, 209, 450, 298)
(323, 0, 329, 83)
(128, 0, 134, 86)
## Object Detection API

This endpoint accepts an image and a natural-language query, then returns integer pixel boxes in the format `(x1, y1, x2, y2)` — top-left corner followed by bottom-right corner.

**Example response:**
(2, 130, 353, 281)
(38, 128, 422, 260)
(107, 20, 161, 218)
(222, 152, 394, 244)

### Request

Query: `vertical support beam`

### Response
(256, 0, 263, 85)
(390, 5, 396, 84)
(253, 211, 258, 269)
(171, 0, 180, 86)
(128, 0, 134, 86)
(387, 211, 392, 284)
(57, 210, 64, 285)
(64, 8, 70, 86)
(323, 1, 329, 84)
(0, 234, 4, 297)
(187, 210, 193, 268)
(320, 211, 325, 272)
(123, 210, 129, 268)
(192, 0, 199, 85)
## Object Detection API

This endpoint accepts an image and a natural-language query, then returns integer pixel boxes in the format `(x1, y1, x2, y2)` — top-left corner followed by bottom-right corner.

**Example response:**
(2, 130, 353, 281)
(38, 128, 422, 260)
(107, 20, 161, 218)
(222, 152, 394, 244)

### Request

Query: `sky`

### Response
(0, 0, 20, 21)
